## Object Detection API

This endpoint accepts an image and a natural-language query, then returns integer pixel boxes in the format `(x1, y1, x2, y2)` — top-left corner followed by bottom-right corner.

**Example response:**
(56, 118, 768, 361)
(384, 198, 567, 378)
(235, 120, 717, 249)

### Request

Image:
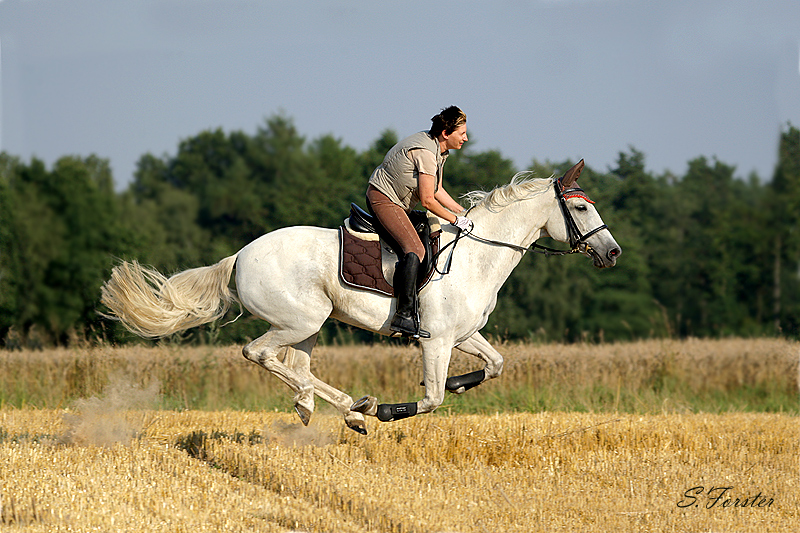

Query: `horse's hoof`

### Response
(351, 396, 378, 416)
(294, 404, 312, 426)
(347, 420, 368, 435)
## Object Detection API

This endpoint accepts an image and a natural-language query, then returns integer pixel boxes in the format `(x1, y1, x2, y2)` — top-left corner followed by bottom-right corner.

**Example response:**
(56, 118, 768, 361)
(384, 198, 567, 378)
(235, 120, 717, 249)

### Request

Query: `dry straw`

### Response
(0, 409, 797, 532)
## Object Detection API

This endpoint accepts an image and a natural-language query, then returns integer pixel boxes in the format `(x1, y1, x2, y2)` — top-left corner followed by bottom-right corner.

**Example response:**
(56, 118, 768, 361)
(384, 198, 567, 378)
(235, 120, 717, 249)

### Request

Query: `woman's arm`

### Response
(418, 173, 463, 223)
(433, 186, 465, 215)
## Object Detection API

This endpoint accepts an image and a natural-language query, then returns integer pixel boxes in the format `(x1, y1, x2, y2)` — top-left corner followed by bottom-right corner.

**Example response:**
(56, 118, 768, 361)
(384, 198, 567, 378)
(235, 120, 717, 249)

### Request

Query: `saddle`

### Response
(339, 204, 441, 297)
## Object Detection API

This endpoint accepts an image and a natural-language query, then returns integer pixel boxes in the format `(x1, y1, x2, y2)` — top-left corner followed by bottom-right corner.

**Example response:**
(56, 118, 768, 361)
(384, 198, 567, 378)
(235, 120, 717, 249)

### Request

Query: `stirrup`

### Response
(390, 327, 431, 340)
(390, 314, 431, 339)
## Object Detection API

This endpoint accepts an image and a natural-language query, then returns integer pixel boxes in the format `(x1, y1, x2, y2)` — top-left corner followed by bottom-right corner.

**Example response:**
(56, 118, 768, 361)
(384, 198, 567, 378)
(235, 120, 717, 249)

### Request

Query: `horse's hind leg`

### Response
(283, 334, 367, 434)
(242, 329, 316, 425)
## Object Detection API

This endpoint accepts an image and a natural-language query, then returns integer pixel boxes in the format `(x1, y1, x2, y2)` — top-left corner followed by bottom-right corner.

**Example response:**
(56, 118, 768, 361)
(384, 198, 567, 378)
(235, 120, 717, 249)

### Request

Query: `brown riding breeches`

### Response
(366, 185, 425, 260)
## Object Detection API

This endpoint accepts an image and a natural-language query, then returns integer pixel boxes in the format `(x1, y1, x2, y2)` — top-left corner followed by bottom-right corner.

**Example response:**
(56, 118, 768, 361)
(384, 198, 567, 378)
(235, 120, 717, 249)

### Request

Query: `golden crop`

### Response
(1, 337, 797, 412)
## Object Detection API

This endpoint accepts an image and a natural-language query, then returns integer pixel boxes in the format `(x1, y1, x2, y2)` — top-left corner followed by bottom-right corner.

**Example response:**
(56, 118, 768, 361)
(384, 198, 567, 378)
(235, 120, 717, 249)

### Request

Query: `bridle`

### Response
(434, 177, 609, 274)
(549, 177, 609, 255)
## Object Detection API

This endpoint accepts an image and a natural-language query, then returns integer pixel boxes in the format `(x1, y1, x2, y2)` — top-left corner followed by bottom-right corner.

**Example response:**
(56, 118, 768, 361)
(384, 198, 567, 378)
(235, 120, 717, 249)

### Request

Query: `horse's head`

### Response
(543, 160, 621, 268)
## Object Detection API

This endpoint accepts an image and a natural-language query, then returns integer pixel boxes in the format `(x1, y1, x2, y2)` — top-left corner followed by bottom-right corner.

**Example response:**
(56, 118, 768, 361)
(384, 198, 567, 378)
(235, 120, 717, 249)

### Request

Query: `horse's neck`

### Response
(469, 193, 553, 252)
(451, 192, 554, 291)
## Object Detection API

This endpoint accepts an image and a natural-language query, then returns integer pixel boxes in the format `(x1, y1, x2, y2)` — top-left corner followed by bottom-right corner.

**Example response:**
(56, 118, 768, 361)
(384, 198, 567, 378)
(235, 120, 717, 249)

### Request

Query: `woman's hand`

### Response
(453, 216, 474, 231)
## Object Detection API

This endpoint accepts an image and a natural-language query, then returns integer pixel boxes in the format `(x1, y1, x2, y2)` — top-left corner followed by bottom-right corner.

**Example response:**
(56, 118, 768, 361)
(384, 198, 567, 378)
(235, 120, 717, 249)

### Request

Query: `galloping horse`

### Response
(101, 160, 620, 434)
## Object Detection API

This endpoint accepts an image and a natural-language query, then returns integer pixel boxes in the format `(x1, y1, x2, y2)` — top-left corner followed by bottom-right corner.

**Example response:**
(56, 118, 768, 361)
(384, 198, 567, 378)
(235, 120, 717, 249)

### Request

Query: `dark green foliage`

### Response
(769, 125, 800, 335)
(1, 117, 798, 346)
(0, 154, 138, 344)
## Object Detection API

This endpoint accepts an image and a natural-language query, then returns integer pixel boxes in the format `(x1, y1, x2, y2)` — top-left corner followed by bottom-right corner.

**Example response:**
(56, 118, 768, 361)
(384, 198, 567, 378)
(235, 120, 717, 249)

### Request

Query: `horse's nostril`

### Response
(608, 247, 621, 259)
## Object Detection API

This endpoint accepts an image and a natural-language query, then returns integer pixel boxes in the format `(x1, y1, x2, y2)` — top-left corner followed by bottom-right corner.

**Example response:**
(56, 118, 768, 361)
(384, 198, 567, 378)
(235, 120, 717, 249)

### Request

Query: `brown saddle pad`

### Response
(338, 226, 440, 297)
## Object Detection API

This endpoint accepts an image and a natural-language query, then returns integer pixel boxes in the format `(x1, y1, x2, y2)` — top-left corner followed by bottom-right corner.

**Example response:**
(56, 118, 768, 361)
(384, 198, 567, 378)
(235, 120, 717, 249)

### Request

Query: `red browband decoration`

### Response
(563, 191, 595, 204)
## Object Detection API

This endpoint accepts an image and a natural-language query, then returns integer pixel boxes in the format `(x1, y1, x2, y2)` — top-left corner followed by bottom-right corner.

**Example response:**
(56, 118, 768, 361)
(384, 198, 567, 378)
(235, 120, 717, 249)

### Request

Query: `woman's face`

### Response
(442, 124, 468, 151)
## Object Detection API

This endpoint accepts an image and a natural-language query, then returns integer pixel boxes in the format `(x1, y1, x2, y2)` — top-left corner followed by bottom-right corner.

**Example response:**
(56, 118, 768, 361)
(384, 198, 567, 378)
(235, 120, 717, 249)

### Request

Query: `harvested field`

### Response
(0, 339, 797, 531)
(0, 409, 797, 532)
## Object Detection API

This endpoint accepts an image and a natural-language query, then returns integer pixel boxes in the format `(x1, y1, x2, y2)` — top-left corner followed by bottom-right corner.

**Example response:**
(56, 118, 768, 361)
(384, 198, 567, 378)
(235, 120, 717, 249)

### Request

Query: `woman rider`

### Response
(366, 105, 473, 339)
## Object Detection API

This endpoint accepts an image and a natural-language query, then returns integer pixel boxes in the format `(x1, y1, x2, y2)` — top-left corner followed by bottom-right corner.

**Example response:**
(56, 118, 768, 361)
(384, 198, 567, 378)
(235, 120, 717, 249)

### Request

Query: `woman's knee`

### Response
(408, 244, 425, 261)
(397, 226, 425, 260)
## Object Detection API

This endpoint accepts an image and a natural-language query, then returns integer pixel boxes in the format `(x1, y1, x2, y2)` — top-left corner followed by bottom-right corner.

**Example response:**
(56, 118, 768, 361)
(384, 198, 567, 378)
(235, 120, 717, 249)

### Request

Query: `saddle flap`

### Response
(338, 226, 441, 297)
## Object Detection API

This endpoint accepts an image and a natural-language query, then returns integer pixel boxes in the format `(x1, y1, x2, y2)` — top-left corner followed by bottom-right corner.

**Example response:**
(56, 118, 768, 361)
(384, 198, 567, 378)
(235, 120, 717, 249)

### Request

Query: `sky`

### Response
(1, 0, 799, 189)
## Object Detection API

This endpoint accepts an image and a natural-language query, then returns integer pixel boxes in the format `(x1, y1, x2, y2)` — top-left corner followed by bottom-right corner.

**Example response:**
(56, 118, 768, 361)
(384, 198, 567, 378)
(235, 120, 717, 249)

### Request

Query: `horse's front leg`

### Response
(446, 331, 504, 394)
(352, 337, 453, 422)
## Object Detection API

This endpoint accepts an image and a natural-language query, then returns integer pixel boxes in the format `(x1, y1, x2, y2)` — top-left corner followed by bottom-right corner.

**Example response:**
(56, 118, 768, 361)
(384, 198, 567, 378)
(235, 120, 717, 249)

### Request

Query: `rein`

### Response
(432, 177, 608, 274)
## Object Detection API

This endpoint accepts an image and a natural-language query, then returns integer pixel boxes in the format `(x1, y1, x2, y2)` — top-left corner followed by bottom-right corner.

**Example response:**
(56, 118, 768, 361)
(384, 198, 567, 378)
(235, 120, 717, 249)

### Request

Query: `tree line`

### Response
(1, 114, 798, 347)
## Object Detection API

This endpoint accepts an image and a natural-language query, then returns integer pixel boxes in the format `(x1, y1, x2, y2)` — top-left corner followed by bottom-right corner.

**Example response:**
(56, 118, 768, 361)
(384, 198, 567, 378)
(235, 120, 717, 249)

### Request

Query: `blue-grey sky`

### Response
(1, 0, 798, 188)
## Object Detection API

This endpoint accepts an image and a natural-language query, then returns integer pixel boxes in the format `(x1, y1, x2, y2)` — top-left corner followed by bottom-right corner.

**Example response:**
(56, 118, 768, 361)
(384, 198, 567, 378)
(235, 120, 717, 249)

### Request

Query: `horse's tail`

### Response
(100, 254, 240, 338)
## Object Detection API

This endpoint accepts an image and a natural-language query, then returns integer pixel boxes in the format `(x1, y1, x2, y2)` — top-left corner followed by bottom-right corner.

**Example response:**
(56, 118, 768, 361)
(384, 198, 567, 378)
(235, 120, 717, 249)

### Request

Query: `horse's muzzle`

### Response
(588, 244, 621, 268)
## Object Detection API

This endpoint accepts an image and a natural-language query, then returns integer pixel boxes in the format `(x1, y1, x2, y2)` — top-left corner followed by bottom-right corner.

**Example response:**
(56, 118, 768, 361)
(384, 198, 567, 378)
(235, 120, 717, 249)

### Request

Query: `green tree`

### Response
(0, 154, 23, 340)
(769, 124, 800, 335)
(127, 153, 211, 271)
(1, 155, 134, 344)
(445, 146, 518, 199)
(671, 158, 741, 334)
(4, 112, 793, 346)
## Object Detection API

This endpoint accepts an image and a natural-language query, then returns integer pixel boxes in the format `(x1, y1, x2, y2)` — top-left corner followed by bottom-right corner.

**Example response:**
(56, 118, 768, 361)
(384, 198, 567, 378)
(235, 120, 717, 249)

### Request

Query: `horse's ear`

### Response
(561, 159, 585, 188)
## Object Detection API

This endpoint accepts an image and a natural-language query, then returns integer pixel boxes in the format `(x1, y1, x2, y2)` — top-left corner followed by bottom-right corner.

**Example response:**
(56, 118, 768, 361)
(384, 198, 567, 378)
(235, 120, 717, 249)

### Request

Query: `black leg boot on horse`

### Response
(390, 252, 430, 339)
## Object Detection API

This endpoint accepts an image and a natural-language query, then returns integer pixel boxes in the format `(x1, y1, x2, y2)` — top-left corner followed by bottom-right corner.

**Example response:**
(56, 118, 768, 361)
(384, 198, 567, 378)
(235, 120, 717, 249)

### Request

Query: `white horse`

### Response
(101, 160, 620, 434)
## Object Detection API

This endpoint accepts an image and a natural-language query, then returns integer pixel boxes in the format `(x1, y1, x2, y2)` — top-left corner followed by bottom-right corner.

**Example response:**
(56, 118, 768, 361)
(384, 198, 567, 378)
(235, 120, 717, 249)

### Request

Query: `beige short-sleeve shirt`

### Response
(408, 148, 439, 178)
(368, 131, 448, 211)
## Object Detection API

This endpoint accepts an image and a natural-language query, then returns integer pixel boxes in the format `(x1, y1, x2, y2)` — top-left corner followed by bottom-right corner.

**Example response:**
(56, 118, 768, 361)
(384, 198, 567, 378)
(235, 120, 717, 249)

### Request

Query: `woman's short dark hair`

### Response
(430, 106, 467, 137)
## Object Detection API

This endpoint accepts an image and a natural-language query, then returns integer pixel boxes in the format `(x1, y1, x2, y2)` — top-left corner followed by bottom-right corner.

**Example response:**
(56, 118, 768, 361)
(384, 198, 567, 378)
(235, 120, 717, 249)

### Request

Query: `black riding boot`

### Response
(390, 252, 430, 339)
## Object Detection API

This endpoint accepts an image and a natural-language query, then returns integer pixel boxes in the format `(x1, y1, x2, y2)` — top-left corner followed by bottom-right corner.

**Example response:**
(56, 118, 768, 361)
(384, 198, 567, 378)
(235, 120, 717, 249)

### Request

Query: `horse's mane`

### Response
(463, 172, 554, 212)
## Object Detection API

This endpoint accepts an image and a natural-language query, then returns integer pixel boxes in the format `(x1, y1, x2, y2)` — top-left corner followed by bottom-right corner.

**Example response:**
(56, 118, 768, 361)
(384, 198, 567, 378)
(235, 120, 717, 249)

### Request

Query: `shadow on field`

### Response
(176, 418, 335, 462)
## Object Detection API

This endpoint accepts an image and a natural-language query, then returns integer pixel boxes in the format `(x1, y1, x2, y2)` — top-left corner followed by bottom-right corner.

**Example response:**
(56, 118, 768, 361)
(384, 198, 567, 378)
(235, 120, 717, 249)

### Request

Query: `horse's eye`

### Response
(575, 204, 588, 212)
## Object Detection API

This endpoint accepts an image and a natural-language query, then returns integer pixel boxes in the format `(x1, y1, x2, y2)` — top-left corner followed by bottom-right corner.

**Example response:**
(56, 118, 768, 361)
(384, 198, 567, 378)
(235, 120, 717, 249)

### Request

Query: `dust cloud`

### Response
(61, 375, 160, 447)
(263, 417, 336, 448)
